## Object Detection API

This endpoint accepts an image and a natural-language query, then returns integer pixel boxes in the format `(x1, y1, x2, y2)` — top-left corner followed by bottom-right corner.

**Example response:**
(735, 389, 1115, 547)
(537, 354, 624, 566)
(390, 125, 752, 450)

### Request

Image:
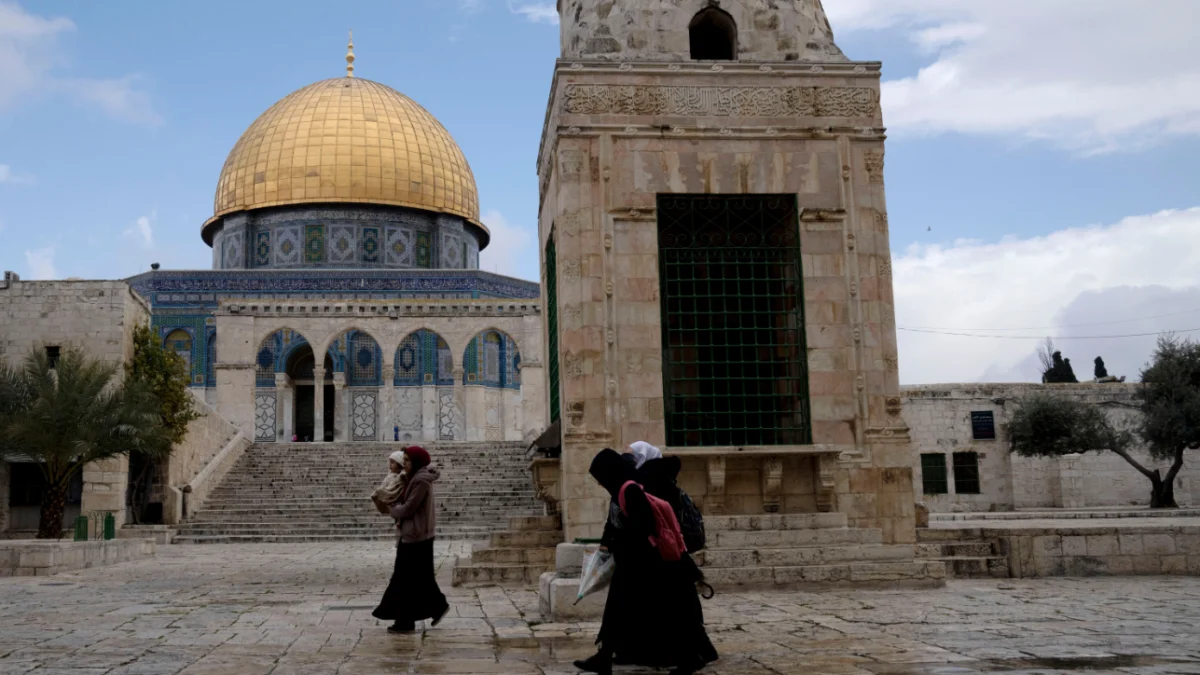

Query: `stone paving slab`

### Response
(2, 543, 1200, 674)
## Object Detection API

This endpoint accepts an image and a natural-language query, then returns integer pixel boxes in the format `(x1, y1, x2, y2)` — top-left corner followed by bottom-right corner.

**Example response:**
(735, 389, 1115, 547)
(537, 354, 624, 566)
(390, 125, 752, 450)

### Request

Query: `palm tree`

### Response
(0, 346, 169, 539)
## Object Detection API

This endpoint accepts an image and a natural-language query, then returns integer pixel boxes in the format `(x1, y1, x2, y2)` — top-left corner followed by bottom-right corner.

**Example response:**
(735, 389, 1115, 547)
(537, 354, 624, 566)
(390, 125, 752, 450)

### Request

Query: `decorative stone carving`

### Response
(530, 456, 561, 516)
(484, 388, 503, 442)
(878, 258, 893, 282)
(864, 150, 885, 183)
(563, 84, 879, 118)
(762, 457, 784, 513)
(816, 454, 837, 513)
(394, 387, 422, 438)
(565, 401, 585, 429)
(352, 391, 377, 441)
(254, 392, 277, 441)
(562, 259, 582, 281)
(564, 352, 584, 378)
(706, 456, 726, 514)
(884, 353, 900, 373)
(886, 396, 903, 417)
(562, 305, 582, 329)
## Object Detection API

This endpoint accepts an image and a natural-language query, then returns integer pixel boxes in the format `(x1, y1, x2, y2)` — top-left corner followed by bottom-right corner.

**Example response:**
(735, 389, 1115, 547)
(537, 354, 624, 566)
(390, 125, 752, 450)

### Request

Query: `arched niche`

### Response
(689, 6, 737, 61)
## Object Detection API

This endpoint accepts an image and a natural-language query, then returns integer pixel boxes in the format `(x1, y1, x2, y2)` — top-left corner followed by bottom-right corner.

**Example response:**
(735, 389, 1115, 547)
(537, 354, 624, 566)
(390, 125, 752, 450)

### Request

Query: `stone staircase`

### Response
(174, 442, 544, 544)
(915, 528, 1010, 579)
(452, 514, 562, 586)
(694, 513, 945, 589)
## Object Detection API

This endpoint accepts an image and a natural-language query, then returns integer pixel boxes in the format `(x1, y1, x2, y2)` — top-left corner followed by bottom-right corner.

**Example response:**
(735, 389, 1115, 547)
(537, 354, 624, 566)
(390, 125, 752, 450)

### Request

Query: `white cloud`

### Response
(0, 164, 34, 185)
(826, 0, 1200, 153)
(0, 2, 161, 125)
(478, 209, 538, 281)
(507, 0, 558, 24)
(894, 207, 1200, 385)
(122, 210, 155, 248)
(23, 247, 55, 279)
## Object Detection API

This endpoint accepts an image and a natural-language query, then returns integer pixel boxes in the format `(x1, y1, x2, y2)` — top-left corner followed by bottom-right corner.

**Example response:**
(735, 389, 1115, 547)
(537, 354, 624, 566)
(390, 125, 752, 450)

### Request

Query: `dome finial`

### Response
(346, 30, 355, 78)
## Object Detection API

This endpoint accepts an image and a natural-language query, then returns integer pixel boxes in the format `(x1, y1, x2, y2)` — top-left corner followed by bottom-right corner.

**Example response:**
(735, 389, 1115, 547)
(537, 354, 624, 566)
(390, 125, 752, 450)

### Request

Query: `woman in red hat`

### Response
(372, 446, 451, 633)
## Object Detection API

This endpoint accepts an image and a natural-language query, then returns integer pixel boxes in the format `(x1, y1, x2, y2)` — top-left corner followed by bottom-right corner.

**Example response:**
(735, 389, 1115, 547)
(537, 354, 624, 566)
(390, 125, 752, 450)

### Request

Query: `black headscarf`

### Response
(589, 448, 636, 497)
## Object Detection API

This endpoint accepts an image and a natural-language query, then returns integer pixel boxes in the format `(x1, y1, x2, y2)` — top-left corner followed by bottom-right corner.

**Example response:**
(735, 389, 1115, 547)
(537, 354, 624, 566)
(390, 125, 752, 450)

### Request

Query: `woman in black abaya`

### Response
(574, 449, 718, 675)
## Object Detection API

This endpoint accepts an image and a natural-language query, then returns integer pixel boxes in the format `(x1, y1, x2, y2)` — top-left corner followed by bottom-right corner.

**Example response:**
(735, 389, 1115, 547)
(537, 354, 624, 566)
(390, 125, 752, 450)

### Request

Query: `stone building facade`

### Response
(539, 0, 914, 543)
(0, 277, 151, 533)
(904, 383, 1200, 512)
(1, 58, 547, 534)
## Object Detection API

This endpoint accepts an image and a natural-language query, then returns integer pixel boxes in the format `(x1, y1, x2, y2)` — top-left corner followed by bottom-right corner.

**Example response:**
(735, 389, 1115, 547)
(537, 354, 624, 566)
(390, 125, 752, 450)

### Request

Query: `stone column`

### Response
(80, 456, 130, 532)
(518, 362, 545, 439)
(464, 385, 486, 441)
(274, 373, 292, 442)
(380, 366, 395, 442)
(313, 365, 326, 443)
(422, 385, 438, 441)
(333, 372, 347, 442)
(452, 368, 466, 442)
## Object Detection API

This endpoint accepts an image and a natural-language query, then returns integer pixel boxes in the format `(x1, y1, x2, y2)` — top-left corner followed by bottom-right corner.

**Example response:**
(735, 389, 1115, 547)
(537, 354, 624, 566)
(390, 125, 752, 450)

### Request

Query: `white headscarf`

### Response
(388, 450, 406, 470)
(627, 441, 662, 469)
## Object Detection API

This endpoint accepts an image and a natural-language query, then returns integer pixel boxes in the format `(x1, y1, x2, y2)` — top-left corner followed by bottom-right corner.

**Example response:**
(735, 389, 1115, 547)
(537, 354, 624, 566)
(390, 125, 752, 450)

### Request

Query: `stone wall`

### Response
(558, 0, 846, 62)
(904, 383, 1200, 512)
(0, 278, 149, 365)
(0, 538, 155, 577)
(162, 394, 248, 524)
(0, 278, 150, 531)
(998, 525, 1200, 578)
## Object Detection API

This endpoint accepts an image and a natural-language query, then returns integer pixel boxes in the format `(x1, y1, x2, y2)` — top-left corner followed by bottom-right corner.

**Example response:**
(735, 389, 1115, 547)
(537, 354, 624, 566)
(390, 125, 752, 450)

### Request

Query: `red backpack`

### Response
(618, 480, 686, 562)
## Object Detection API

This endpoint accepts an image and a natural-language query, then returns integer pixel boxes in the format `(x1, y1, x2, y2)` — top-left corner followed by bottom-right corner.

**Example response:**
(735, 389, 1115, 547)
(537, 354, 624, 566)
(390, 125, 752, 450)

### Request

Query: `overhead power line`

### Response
(897, 326, 1200, 340)
(899, 307, 1200, 332)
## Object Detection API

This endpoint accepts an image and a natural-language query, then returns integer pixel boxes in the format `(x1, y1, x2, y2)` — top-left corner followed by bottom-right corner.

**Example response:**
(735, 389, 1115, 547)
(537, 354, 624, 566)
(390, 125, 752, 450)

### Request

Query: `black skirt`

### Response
(598, 546, 719, 669)
(372, 538, 447, 623)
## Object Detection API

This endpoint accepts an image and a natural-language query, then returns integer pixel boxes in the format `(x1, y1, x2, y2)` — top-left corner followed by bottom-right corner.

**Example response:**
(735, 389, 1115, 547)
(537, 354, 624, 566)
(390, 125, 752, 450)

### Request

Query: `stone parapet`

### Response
(0, 538, 155, 577)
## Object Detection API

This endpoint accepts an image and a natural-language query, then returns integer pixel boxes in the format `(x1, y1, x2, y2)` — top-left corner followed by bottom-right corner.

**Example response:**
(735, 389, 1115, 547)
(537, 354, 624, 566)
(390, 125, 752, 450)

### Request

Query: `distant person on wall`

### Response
(371, 451, 408, 514)
(372, 446, 450, 633)
(575, 449, 718, 675)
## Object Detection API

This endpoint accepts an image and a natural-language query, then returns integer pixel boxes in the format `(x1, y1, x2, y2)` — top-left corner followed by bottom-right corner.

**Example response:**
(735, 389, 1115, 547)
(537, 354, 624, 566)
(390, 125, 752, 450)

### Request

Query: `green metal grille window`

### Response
(920, 453, 948, 495)
(545, 234, 561, 423)
(656, 194, 811, 447)
(953, 451, 981, 495)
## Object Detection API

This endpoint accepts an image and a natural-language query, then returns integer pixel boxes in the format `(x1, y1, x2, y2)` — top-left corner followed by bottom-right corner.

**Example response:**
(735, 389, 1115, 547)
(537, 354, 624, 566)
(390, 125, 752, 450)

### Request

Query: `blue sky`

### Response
(2, 0, 1199, 383)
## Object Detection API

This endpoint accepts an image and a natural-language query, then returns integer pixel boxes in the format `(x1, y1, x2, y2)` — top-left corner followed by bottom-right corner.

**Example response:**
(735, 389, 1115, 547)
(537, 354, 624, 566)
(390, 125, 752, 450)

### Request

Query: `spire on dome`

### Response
(346, 30, 355, 77)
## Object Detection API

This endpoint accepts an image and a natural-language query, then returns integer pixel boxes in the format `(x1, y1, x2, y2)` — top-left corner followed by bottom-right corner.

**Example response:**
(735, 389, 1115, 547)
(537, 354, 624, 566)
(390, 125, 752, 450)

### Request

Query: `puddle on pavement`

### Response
(866, 654, 1193, 674)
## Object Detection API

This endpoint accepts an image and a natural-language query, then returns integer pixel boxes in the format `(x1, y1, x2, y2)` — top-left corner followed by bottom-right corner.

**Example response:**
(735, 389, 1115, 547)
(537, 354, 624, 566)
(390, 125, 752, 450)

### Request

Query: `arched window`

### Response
(689, 7, 737, 61)
(164, 329, 193, 371)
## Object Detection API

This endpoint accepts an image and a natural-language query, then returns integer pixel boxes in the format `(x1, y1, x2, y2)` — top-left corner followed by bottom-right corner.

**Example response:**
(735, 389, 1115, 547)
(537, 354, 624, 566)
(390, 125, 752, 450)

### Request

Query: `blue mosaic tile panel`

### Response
(329, 224, 356, 264)
(393, 329, 452, 386)
(416, 231, 431, 269)
(275, 225, 302, 265)
(304, 224, 325, 264)
(462, 330, 520, 390)
(254, 231, 271, 267)
(362, 227, 380, 264)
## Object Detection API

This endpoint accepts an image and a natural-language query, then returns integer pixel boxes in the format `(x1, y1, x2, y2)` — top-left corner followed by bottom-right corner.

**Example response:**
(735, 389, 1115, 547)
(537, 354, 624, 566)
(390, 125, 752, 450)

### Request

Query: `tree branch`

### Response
(1165, 446, 1188, 485)
(1109, 445, 1160, 481)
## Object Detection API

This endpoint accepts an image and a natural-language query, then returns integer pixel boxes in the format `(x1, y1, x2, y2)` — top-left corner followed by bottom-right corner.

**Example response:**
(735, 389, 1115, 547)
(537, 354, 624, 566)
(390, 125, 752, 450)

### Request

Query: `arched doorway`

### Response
(463, 329, 522, 441)
(286, 345, 334, 442)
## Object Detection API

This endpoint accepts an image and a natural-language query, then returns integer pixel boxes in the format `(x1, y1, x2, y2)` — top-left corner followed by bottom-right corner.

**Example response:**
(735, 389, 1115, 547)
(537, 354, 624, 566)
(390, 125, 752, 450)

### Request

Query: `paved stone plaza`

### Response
(2, 544, 1200, 674)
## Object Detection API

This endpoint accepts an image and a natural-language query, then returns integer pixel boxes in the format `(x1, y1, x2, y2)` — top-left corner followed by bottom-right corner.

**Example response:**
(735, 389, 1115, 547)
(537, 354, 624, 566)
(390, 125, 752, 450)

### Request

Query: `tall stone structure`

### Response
(538, 0, 915, 544)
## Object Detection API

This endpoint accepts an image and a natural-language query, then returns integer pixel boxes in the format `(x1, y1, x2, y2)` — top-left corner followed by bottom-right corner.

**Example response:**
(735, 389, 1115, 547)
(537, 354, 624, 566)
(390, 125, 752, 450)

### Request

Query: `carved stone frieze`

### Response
(563, 84, 879, 118)
(886, 396, 903, 417)
(561, 259, 582, 282)
(560, 150, 584, 181)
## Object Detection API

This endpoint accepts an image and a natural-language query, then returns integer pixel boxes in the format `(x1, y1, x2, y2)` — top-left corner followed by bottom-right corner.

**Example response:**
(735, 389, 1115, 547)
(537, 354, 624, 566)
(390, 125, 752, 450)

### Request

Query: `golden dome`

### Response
(202, 77, 483, 245)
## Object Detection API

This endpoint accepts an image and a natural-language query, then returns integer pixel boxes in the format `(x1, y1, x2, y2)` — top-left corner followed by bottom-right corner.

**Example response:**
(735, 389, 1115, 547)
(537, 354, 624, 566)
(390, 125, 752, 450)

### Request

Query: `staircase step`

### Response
(706, 513, 848, 532)
(701, 560, 945, 589)
(472, 547, 556, 564)
(933, 556, 1010, 579)
(710, 527, 882, 549)
(696, 544, 912, 568)
(452, 563, 551, 586)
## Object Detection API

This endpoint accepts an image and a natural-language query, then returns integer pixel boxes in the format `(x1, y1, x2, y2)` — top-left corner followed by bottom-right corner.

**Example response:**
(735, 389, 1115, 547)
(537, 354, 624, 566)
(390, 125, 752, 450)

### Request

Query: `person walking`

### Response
(372, 445, 451, 633)
(575, 449, 718, 675)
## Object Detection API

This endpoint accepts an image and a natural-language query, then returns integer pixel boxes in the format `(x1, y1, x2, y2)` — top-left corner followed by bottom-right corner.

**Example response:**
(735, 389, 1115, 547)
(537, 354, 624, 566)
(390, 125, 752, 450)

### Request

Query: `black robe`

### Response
(591, 450, 718, 669)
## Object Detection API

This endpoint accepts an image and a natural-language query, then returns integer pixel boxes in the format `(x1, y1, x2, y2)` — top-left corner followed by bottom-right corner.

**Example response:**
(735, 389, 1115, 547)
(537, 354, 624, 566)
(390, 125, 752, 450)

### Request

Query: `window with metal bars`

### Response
(545, 234, 561, 423)
(953, 452, 981, 495)
(920, 453, 948, 495)
(656, 194, 811, 447)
